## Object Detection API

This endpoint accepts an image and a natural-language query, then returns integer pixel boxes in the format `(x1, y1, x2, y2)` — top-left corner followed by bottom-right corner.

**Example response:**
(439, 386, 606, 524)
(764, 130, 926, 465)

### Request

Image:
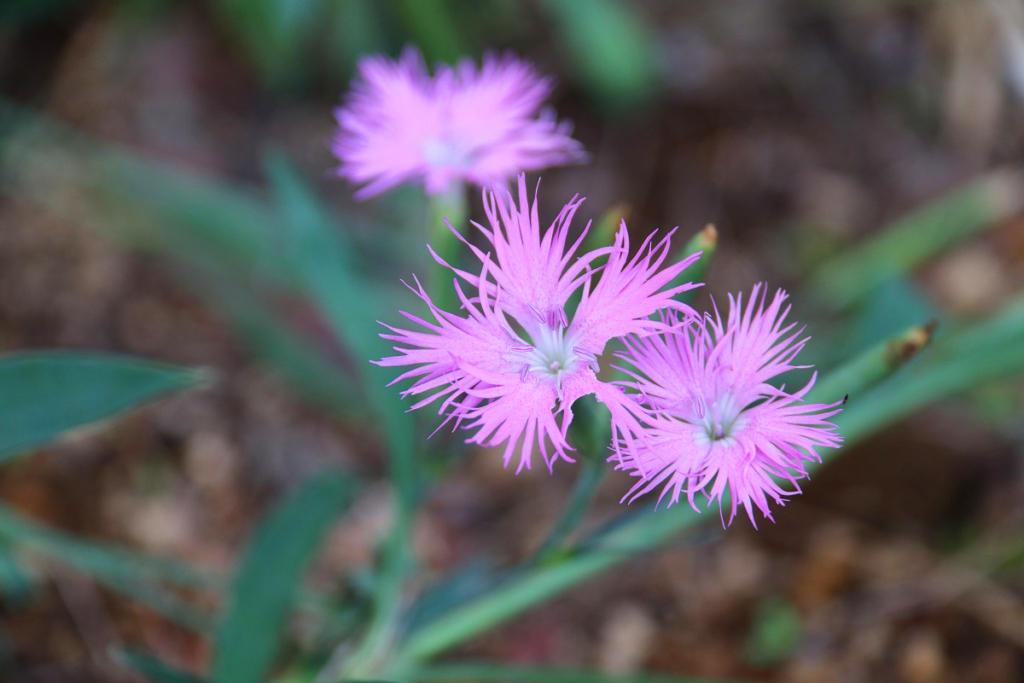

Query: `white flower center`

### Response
(423, 137, 473, 169)
(694, 392, 745, 445)
(510, 324, 598, 401)
(526, 325, 579, 378)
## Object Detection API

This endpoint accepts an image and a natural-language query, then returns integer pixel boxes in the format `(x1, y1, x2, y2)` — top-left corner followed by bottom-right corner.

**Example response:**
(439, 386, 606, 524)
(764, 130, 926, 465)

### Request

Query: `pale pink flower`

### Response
(375, 175, 701, 471)
(333, 47, 584, 199)
(612, 285, 843, 526)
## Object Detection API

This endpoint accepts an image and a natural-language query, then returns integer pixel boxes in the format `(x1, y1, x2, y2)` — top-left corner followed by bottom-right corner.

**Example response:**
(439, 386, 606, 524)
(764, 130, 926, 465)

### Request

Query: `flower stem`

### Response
(532, 455, 607, 562)
(336, 512, 412, 679)
(427, 181, 468, 312)
(387, 320, 935, 667)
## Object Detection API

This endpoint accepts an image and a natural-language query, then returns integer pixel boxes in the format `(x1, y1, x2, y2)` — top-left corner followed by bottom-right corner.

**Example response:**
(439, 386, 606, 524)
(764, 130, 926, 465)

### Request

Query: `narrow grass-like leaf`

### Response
(540, 0, 658, 105)
(410, 662, 744, 682)
(0, 540, 34, 606)
(212, 471, 357, 683)
(807, 171, 1024, 311)
(114, 648, 210, 683)
(0, 502, 215, 629)
(837, 296, 1024, 447)
(0, 352, 205, 461)
(265, 152, 418, 511)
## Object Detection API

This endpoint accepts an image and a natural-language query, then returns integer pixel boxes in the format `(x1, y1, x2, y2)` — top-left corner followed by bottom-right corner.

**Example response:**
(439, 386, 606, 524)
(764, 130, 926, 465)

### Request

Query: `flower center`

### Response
(525, 325, 579, 379)
(510, 324, 598, 401)
(423, 137, 473, 169)
(697, 393, 744, 443)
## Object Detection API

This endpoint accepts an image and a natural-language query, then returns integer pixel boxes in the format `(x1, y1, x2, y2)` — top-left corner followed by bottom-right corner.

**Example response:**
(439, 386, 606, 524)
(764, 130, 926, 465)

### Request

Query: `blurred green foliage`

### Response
(0, 352, 206, 461)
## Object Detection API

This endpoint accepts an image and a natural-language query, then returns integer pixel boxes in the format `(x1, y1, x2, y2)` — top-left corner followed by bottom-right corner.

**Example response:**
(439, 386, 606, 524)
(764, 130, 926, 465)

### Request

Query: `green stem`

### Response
(338, 513, 412, 678)
(411, 661, 738, 682)
(389, 321, 935, 667)
(532, 456, 607, 561)
(427, 181, 468, 313)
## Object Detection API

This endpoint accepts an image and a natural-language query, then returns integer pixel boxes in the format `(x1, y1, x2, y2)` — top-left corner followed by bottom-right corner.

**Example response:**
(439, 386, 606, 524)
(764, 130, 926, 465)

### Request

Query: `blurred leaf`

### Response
(265, 152, 418, 512)
(743, 596, 802, 666)
(0, 541, 34, 606)
(410, 662, 741, 682)
(115, 648, 210, 683)
(808, 171, 1024, 311)
(540, 0, 658, 106)
(0, 351, 205, 462)
(206, 0, 328, 90)
(192, 274, 370, 422)
(675, 225, 717, 305)
(405, 558, 503, 632)
(839, 295, 1024, 446)
(324, 0, 392, 80)
(0, 502, 215, 630)
(266, 152, 420, 680)
(0, 0, 81, 25)
(212, 471, 357, 683)
(840, 276, 941, 359)
(394, 0, 470, 64)
(0, 101, 390, 425)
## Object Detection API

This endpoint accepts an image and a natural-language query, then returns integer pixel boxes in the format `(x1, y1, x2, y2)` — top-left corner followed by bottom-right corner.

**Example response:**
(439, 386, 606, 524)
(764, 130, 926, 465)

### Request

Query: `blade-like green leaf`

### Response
(0, 352, 205, 461)
(114, 648, 210, 683)
(807, 171, 1024, 311)
(0, 502, 215, 630)
(265, 152, 418, 511)
(212, 471, 357, 683)
(540, 0, 658, 106)
(0, 539, 34, 606)
(410, 662, 743, 683)
(265, 152, 419, 679)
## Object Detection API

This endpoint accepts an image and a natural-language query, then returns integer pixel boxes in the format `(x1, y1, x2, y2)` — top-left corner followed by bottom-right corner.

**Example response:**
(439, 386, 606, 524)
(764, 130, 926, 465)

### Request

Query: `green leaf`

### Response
(206, 0, 329, 90)
(807, 171, 1024, 311)
(0, 102, 385, 426)
(263, 154, 421, 678)
(212, 471, 357, 683)
(744, 596, 802, 667)
(114, 648, 210, 683)
(541, 0, 658, 106)
(0, 351, 205, 461)
(838, 295, 1024, 447)
(409, 662, 741, 682)
(675, 225, 717, 305)
(0, 540, 34, 606)
(394, 0, 470, 64)
(265, 152, 418, 513)
(0, 502, 216, 630)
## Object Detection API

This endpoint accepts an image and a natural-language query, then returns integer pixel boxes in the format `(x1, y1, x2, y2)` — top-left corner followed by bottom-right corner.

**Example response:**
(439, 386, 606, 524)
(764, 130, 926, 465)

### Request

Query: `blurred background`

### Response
(2, 1, 1024, 681)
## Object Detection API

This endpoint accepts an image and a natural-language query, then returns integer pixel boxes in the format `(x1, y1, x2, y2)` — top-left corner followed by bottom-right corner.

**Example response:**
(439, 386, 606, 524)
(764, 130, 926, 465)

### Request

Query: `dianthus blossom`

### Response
(612, 285, 843, 526)
(333, 47, 584, 199)
(375, 175, 700, 471)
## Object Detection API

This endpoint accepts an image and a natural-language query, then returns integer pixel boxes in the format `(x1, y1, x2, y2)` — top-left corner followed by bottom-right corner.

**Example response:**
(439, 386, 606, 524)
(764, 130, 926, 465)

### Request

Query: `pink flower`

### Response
(333, 47, 584, 199)
(375, 175, 701, 472)
(612, 285, 843, 526)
